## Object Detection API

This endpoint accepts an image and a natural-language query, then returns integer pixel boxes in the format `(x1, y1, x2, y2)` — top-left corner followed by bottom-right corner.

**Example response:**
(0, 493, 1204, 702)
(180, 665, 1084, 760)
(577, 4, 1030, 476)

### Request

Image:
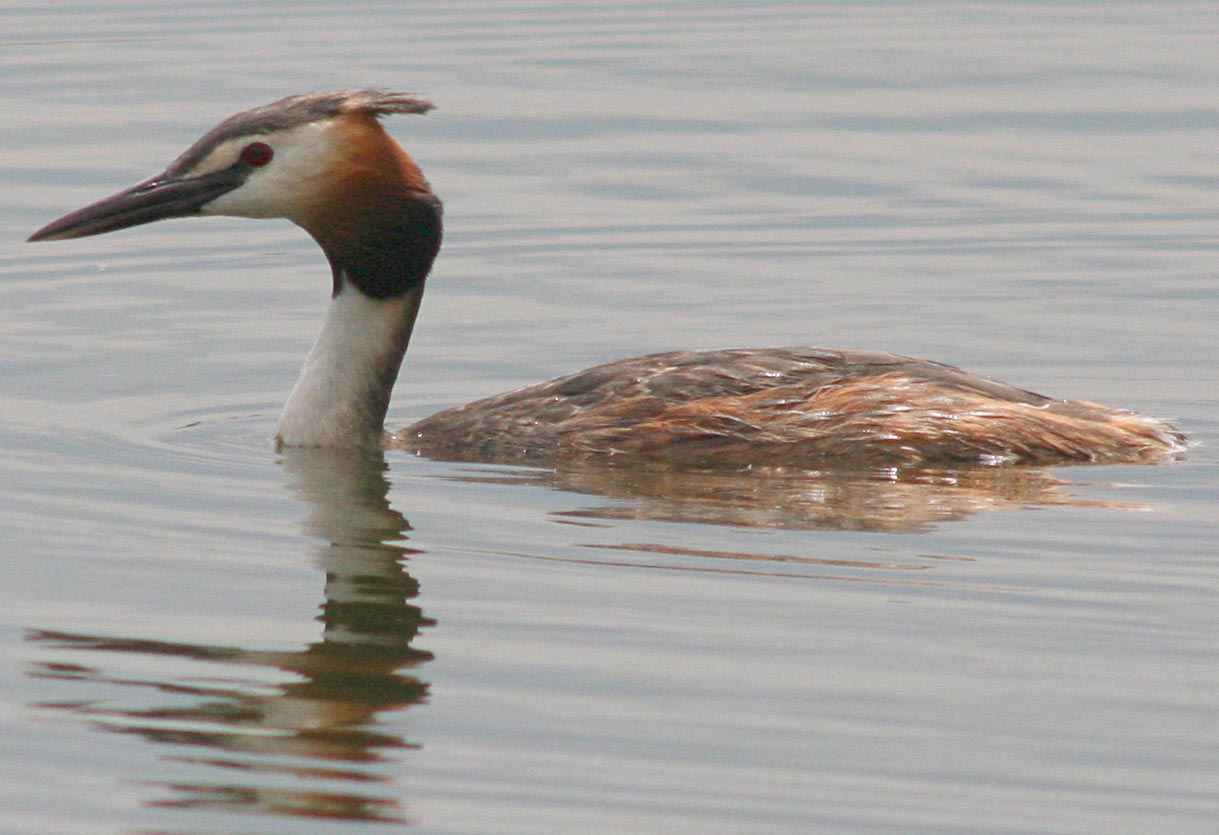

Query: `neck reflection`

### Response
(27, 448, 431, 826)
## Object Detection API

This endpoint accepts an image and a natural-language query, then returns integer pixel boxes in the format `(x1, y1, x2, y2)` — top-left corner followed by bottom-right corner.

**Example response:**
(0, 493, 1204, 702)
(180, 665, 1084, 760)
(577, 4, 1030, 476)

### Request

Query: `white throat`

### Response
(276, 283, 422, 449)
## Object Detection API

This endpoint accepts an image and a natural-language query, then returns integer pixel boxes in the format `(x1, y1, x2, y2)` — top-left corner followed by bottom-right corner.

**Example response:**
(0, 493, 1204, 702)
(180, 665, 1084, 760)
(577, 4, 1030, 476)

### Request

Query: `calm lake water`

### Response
(2, 3, 1218, 834)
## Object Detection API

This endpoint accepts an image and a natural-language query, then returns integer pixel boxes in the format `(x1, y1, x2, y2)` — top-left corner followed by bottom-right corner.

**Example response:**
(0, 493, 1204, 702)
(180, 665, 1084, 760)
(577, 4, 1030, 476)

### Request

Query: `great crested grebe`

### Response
(29, 90, 1184, 467)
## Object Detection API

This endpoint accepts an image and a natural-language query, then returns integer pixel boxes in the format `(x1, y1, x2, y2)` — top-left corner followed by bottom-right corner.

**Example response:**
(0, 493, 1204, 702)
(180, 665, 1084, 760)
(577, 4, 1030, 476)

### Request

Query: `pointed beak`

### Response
(27, 167, 244, 242)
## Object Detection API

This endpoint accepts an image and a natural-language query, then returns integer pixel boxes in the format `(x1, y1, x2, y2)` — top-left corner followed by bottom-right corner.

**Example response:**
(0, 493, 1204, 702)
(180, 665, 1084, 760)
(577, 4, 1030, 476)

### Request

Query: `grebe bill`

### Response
(28, 90, 1185, 467)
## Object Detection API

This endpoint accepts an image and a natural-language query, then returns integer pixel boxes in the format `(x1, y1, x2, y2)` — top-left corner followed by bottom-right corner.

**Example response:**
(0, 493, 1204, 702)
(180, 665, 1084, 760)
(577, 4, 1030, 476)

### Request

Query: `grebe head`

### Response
(29, 90, 445, 450)
(28, 90, 441, 294)
(28, 90, 435, 238)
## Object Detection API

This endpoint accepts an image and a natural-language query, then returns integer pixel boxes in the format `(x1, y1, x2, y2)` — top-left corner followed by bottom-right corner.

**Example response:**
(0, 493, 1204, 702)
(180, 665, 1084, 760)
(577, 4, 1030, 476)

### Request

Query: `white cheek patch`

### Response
(197, 121, 340, 220)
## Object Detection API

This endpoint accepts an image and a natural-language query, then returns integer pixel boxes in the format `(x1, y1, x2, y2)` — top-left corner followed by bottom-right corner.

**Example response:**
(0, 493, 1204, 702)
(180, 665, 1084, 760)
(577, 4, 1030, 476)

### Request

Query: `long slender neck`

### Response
(276, 280, 424, 449)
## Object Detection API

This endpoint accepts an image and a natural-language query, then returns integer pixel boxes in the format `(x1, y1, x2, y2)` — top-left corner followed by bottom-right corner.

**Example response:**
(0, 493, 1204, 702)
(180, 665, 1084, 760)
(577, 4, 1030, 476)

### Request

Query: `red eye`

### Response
(240, 141, 274, 167)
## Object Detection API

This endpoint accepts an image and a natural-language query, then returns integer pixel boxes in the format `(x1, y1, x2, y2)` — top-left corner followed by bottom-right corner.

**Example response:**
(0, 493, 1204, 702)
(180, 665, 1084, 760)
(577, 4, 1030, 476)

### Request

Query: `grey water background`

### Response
(2, 3, 1218, 834)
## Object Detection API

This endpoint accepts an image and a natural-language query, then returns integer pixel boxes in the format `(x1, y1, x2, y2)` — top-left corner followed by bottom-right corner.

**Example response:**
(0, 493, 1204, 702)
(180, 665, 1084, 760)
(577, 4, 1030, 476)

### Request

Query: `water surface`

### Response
(2, 3, 1217, 834)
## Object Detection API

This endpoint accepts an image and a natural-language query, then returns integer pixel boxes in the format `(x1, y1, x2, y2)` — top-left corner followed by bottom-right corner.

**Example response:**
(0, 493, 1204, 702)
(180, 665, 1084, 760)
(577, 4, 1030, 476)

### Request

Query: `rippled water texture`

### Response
(2, 3, 1217, 834)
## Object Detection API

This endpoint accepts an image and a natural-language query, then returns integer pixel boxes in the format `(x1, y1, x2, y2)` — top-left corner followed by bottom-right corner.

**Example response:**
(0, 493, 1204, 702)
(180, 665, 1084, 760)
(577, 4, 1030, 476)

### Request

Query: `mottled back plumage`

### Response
(394, 347, 1185, 467)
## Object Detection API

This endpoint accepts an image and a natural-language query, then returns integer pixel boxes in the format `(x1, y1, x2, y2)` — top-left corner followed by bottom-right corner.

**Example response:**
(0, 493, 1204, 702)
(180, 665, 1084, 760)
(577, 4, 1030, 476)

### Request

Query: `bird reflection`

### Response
(27, 448, 431, 826)
(442, 458, 1132, 533)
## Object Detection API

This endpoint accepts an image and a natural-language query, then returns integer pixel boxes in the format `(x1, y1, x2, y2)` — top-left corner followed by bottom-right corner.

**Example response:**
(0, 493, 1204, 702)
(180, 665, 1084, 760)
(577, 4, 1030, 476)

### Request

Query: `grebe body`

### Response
(395, 347, 1182, 467)
(28, 90, 1184, 468)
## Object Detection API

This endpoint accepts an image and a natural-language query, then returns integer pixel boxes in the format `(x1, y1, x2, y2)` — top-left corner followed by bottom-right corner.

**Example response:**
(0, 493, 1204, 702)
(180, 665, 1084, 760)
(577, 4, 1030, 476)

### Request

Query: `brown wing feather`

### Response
(392, 348, 1183, 467)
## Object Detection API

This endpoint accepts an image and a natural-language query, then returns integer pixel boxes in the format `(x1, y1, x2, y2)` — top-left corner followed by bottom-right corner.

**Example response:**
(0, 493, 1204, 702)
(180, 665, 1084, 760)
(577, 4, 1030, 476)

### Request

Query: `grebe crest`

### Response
(28, 90, 1186, 468)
